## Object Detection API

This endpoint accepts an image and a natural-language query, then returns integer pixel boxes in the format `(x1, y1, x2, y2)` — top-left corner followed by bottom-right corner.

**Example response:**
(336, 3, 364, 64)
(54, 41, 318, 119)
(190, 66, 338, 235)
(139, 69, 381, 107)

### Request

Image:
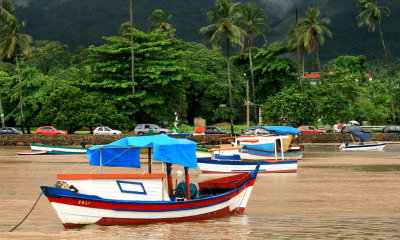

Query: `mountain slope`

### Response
(12, 0, 399, 61)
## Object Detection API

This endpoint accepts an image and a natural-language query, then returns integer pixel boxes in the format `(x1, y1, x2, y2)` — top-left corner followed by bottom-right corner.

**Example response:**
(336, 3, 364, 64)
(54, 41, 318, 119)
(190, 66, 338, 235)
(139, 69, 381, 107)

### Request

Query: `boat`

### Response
(40, 135, 260, 227)
(339, 131, 387, 151)
(30, 143, 87, 154)
(197, 157, 297, 173)
(196, 126, 301, 174)
(196, 126, 303, 161)
(17, 150, 47, 155)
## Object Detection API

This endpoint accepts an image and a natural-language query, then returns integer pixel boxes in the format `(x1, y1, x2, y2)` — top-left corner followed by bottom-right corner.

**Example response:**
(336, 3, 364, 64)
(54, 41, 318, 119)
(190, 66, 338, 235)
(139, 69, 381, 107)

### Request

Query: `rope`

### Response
(9, 187, 45, 232)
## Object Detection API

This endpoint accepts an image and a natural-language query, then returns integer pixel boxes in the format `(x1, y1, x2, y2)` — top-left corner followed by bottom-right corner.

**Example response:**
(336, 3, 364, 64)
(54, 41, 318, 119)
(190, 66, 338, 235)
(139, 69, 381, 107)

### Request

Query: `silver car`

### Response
(134, 124, 171, 135)
(93, 126, 122, 135)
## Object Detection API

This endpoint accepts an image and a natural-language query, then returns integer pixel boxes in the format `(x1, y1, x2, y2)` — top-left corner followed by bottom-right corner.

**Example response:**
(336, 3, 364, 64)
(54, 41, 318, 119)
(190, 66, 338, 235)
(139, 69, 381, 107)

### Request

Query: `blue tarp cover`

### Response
(87, 135, 198, 169)
(251, 126, 300, 135)
(350, 131, 371, 142)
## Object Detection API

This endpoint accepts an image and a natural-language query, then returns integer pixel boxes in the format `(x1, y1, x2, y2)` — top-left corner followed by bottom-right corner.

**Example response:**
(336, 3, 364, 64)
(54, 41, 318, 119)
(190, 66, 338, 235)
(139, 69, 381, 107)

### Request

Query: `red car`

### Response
(297, 125, 326, 134)
(35, 126, 67, 135)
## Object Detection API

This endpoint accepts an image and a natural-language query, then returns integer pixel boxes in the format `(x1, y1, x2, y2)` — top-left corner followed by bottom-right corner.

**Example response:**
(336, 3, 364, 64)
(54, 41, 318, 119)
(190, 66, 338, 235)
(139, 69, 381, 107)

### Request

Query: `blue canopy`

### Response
(251, 126, 300, 135)
(350, 131, 371, 142)
(87, 135, 198, 169)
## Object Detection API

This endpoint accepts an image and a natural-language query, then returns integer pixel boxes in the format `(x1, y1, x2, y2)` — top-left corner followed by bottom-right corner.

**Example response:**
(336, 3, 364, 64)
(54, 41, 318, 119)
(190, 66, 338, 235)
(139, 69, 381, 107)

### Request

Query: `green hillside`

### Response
(12, 0, 399, 62)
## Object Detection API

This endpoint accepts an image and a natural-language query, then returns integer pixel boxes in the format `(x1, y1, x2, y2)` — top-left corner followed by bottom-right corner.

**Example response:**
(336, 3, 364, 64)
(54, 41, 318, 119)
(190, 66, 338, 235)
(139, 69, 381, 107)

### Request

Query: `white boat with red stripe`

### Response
(40, 135, 260, 227)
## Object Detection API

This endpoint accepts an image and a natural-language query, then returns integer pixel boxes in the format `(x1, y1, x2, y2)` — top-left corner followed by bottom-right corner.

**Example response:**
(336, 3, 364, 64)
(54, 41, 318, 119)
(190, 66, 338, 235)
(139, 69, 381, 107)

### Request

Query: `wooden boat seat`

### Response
(198, 172, 250, 190)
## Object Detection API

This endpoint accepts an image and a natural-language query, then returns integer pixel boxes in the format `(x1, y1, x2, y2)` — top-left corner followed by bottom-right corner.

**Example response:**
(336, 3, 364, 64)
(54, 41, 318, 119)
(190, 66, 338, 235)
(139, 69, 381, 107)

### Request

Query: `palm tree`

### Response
(287, 21, 306, 93)
(298, 7, 332, 76)
(240, 3, 270, 126)
(200, 0, 245, 134)
(148, 9, 174, 37)
(0, 16, 32, 133)
(129, 0, 135, 95)
(356, 0, 392, 117)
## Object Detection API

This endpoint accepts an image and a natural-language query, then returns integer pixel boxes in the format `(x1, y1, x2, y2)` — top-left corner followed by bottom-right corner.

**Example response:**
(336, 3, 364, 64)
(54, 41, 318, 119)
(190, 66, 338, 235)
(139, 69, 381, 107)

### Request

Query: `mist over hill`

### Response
(12, 0, 399, 62)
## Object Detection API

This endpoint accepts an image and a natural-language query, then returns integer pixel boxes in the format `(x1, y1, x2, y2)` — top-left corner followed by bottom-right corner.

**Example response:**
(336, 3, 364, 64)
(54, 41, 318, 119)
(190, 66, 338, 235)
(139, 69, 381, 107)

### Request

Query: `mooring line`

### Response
(9, 187, 45, 232)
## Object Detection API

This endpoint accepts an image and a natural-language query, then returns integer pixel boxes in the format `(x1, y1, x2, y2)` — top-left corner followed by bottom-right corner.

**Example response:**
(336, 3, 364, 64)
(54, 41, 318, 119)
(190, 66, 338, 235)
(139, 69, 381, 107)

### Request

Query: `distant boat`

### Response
(40, 135, 261, 227)
(340, 131, 387, 151)
(197, 126, 303, 161)
(197, 126, 302, 174)
(30, 144, 87, 154)
(197, 157, 297, 174)
(17, 150, 47, 155)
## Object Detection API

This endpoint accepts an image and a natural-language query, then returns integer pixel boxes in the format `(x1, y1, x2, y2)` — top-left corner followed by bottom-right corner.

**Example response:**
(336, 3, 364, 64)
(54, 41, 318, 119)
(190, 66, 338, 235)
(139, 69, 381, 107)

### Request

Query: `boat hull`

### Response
(31, 144, 87, 154)
(42, 180, 255, 227)
(339, 142, 387, 151)
(197, 158, 297, 173)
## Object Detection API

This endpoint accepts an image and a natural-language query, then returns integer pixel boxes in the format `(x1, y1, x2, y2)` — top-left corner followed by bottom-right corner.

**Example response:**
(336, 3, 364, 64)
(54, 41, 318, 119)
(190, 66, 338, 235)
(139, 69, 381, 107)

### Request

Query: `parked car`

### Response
(0, 127, 22, 134)
(204, 126, 229, 134)
(35, 126, 67, 135)
(241, 127, 270, 135)
(297, 125, 327, 134)
(341, 125, 373, 134)
(134, 124, 171, 135)
(93, 126, 122, 135)
(241, 126, 258, 135)
(318, 125, 332, 132)
(382, 126, 400, 133)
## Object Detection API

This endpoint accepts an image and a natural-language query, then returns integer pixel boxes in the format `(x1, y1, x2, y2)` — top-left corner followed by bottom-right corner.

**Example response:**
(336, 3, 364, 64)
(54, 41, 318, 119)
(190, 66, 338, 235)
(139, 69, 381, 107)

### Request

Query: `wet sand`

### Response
(0, 145, 399, 239)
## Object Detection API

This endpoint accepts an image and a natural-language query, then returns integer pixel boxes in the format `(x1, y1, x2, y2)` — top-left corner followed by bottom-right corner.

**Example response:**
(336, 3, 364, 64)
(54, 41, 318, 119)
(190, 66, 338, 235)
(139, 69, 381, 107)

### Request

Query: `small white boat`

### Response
(31, 144, 87, 154)
(17, 150, 47, 155)
(340, 131, 387, 151)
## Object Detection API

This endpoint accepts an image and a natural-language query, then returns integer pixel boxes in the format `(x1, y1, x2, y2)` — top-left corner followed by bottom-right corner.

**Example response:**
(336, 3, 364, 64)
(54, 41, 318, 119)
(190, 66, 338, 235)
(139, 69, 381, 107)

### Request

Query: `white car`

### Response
(93, 126, 122, 135)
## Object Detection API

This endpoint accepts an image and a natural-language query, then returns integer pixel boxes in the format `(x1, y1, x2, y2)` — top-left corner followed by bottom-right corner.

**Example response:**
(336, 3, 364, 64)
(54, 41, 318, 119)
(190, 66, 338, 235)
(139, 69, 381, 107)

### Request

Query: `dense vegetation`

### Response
(0, 0, 399, 134)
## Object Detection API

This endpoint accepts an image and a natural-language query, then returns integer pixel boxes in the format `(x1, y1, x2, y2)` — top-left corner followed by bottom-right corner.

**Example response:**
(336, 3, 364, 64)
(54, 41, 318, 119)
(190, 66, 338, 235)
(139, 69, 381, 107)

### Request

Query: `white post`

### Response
(100, 148, 103, 174)
(280, 136, 285, 160)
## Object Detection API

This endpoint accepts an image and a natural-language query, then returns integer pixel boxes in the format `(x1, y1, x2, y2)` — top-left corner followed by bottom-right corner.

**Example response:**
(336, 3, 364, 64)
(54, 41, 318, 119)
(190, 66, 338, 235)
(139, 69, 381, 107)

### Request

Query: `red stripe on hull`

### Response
(47, 182, 254, 211)
(237, 207, 245, 215)
(84, 206, 237, 227)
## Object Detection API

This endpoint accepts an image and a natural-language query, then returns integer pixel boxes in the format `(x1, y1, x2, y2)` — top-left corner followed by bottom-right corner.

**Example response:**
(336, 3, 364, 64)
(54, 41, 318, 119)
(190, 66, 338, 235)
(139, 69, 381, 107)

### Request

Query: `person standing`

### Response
(333, 123, 338, 133)
(337, 121, 342, 133)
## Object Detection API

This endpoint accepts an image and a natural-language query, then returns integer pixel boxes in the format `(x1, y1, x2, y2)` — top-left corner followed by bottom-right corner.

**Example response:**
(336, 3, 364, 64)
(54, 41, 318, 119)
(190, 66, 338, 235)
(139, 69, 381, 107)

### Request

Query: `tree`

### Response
(262, 85, 318, 126)
(87, 29, 189, 125)
(175, 42, 244, 125)
(0, 15, 32, 133)
(129, 0, 135, 95)
(298, 7, 332, 75)
(240, 2, 270, 126)
(357, 0, 393, 121)
(148, 9, 175, 37)
(200, 0, 246, 134)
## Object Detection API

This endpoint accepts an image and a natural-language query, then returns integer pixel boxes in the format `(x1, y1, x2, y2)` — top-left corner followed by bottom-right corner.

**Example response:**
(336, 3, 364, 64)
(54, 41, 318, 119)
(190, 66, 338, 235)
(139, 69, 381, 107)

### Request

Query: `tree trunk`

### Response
(130, 0, 135, 95)
(226, 38, 234, 134)
(316, 42, 322, 82)
(248, 45, 257, 125)
(15, 54, 25, 133)
(296, 8, 303, 93)
(378, 23, 393, 122)
(0, 86, 5, 128)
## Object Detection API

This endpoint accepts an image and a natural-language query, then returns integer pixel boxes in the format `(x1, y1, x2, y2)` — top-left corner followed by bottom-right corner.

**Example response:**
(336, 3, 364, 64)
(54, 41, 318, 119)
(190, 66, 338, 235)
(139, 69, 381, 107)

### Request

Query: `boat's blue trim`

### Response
(116, 180, 147, 195)
(197, 158, 297, 165)
(40, 178, 251, 205)
(113, 199, 229, 212)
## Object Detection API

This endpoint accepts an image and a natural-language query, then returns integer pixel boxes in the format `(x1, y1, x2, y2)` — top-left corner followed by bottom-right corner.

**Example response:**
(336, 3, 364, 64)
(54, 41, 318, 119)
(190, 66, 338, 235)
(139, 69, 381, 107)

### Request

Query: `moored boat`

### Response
(31, 143, 87, 154)
(197, 157, 297, 174)
(340, 131, 387, 151)
(40, 135, 260, 227)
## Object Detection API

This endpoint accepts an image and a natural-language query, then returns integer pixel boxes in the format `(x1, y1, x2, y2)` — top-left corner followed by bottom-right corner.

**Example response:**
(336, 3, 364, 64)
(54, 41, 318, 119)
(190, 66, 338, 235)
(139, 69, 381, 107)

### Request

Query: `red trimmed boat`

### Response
(41, 135, 260, 227)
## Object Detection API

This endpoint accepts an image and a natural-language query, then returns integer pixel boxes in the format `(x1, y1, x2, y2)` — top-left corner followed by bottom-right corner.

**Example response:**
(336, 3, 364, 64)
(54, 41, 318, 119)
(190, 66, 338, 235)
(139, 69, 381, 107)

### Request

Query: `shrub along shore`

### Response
(0, 133, 399, 147)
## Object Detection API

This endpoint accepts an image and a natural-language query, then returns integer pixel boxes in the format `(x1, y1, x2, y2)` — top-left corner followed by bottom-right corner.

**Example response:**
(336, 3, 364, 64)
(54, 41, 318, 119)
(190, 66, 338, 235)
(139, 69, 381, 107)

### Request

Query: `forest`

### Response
(0, 0, 399, 133)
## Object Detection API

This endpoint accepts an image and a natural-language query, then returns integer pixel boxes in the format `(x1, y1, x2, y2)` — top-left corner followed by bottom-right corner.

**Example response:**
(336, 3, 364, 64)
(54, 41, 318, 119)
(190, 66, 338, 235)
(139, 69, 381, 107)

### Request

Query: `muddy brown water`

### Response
(0, 145, 399, 239)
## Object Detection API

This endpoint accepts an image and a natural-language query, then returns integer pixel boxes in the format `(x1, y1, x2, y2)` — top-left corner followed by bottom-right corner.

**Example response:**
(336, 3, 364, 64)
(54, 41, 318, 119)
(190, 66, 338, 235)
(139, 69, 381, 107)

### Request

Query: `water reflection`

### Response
(0, 145, 399, 239)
